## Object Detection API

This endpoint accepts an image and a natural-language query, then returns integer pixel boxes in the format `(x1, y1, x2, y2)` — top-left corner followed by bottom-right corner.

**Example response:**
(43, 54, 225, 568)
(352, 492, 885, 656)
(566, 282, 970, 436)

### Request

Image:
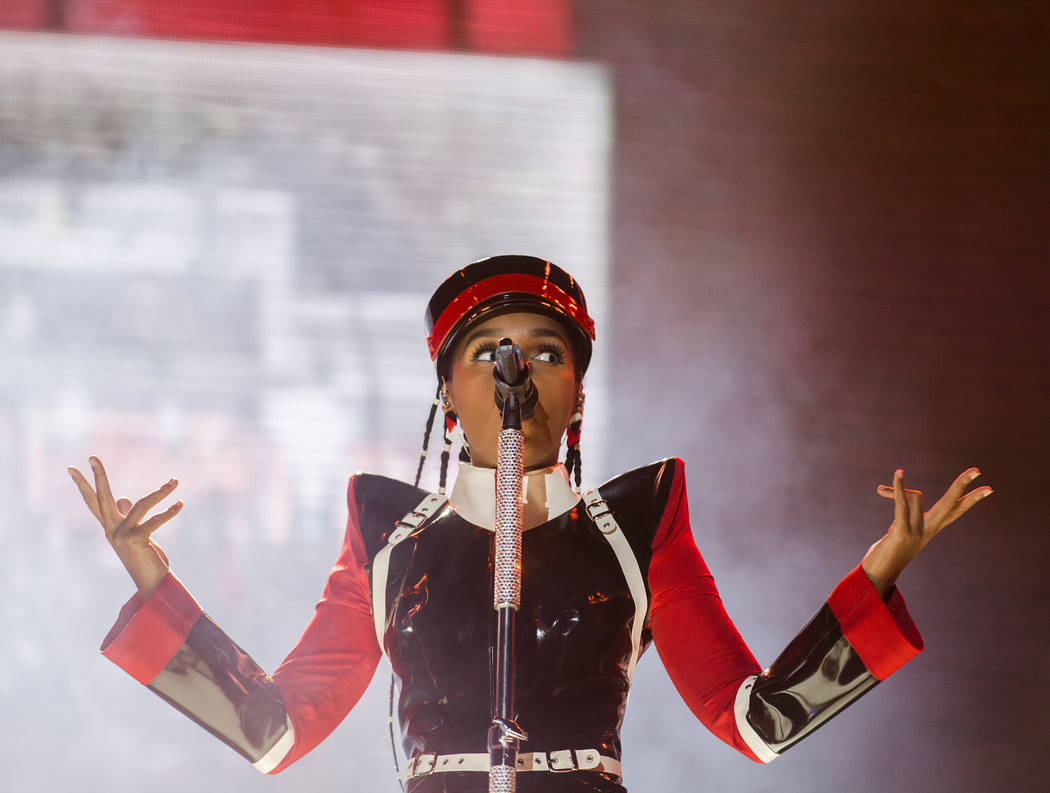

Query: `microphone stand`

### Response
(488, 339, 536, 793)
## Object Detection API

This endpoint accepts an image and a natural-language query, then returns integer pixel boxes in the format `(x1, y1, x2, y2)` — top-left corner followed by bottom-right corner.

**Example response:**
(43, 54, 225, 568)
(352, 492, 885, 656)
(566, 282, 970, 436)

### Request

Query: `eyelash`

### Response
(469, 341, 566, 365)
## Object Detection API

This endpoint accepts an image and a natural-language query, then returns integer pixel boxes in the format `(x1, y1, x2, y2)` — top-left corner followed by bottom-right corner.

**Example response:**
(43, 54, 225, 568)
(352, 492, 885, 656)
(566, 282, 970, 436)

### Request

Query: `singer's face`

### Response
(445, 311, 579, 470)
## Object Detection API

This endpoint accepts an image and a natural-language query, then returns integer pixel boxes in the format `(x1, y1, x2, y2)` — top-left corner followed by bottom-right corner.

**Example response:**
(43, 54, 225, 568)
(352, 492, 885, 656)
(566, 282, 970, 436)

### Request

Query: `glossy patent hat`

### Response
(425, 255, 596, 376)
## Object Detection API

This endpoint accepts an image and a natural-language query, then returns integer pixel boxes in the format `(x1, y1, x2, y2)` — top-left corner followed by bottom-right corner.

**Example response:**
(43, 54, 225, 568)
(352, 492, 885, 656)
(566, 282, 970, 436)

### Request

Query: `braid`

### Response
(565, 445, 582, 490)
(438, 410, 457, 495)
(565, 390, 584, 490)
(414, 383, 442, 488)
(388, 674, 404, 791)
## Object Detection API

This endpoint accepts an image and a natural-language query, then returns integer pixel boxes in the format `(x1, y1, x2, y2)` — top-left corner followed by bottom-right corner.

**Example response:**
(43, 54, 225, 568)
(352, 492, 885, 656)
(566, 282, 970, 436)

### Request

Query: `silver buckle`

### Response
(411, 752, 438, 776)
(585, 497, 618, 535)
(397, 510, 427, 529)
(547, 749, 578, 773)
(391, 512, 427, 543)
(584, 497, 611, 520)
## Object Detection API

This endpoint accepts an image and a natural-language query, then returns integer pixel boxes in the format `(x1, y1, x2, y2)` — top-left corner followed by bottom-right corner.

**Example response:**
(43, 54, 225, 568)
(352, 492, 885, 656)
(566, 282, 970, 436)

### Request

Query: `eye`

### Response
(469, 343, 496, 363)
(531, 343, 566, 365)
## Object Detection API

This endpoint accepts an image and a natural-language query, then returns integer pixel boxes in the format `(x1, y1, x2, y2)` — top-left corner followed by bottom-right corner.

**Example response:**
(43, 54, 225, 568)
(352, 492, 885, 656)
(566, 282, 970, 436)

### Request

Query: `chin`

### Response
(524, 452, 559, 470)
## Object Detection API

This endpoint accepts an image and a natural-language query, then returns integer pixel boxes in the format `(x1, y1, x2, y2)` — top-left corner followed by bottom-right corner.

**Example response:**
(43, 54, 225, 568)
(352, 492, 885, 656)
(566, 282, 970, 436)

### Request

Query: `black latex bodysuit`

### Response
(361, 463, 672, 792)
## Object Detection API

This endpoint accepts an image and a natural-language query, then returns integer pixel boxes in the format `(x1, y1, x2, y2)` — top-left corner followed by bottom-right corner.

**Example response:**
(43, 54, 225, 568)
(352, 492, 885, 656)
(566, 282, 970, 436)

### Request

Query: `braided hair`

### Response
(563, 390, 584, 490)
(412, 383, 442, 488)
(413, 381, 471, 494)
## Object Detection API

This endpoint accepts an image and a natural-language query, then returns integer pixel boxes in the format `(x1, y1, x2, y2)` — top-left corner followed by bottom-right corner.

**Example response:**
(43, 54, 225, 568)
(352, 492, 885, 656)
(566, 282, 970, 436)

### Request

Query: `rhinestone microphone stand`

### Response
(488, 339, 537, 793)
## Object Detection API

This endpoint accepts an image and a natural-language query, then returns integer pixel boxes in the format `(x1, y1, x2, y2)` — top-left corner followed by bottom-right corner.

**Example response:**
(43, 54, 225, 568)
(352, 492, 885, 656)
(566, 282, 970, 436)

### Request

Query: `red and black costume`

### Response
(100, 456, 923, 791)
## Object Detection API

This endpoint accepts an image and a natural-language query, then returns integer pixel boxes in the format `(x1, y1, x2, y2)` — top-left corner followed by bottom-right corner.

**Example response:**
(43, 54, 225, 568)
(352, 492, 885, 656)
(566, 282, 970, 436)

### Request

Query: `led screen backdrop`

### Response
(0, 30, 610, 792)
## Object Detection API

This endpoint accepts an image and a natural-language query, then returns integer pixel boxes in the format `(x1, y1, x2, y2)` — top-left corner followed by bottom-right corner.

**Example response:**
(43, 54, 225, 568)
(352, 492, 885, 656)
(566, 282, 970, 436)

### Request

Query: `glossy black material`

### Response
(358, 462, 674, 793)
(747, 603, 878, 755)
(149, 615, 288, 763)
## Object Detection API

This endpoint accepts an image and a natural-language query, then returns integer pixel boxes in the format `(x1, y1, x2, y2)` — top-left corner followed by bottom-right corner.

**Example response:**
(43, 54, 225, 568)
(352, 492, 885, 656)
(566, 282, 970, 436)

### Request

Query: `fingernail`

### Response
(895, 469, 903, 480)
(969, 469, 980, 480)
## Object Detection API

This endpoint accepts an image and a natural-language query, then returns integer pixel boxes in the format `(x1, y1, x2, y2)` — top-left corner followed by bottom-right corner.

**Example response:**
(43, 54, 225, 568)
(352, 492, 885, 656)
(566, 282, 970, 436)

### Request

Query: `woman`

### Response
(69, 255, 992, 792)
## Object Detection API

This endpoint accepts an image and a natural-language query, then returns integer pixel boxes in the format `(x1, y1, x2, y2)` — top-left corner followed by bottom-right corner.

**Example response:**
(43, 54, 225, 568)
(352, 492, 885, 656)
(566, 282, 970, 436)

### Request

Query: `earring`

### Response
(565, 389, 584, 490)
(438, 408, 458, 495)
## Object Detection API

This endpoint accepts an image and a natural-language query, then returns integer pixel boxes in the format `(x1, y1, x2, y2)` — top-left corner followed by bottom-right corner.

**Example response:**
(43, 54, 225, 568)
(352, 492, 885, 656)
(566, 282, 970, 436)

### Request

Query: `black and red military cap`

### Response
(425, 254, 596, 377)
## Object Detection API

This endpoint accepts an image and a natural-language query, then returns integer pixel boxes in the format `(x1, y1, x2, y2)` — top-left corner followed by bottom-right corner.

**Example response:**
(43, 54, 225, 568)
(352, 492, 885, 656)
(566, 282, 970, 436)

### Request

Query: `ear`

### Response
(440, 378, 455, 413)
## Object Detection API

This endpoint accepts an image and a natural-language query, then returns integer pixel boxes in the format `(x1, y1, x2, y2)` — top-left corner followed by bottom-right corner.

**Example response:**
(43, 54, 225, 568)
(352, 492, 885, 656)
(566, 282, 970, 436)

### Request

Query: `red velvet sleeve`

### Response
(648, 459, 923, 762)
(647, 459, 765, 761)
(101, 570, 205, 684)
(267, 475, 383, 772)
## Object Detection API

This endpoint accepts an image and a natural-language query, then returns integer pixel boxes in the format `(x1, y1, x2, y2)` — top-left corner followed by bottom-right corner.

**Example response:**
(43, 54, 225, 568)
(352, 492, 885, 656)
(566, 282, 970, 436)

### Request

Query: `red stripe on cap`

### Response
(427, 273, 596, 359)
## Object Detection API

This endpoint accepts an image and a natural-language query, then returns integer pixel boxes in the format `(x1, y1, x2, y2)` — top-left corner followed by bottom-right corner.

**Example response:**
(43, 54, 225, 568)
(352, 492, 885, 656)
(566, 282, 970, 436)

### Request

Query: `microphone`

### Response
(493, 338, 538, 425)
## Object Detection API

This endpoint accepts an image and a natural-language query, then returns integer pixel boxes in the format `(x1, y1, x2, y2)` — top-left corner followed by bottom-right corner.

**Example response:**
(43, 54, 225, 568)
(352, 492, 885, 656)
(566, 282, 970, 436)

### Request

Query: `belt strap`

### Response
(582, 488, 647, 683)
(405, 749, 622, 780)
(371, 491, 447, 653)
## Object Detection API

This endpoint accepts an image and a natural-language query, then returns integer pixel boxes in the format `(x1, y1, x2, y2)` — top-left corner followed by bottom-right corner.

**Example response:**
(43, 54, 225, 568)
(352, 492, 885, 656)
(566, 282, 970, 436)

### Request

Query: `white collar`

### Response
(448, 461, 581, 531)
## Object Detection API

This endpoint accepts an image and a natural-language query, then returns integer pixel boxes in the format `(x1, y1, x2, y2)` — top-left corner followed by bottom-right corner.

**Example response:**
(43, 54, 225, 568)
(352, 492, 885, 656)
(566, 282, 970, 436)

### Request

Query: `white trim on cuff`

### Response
(252, 716, 295, 774)
(734, 675, 778, 763)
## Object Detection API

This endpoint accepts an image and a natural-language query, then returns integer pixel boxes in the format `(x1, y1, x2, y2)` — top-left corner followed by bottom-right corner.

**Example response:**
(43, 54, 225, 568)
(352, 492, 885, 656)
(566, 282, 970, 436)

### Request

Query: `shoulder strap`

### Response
(582, 488, 648, 682)
(371, 491, 447, 654)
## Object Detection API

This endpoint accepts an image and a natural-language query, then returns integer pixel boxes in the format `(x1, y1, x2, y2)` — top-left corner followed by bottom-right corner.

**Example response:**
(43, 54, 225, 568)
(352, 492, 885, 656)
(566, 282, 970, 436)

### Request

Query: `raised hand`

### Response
(68, 455, 182, 597)
(861, 467, 993, 598)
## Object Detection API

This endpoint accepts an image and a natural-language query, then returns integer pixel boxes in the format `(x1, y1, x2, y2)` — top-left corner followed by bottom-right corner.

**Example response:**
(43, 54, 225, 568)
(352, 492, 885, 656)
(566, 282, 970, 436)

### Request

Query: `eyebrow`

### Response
(461, 326, 568, 348)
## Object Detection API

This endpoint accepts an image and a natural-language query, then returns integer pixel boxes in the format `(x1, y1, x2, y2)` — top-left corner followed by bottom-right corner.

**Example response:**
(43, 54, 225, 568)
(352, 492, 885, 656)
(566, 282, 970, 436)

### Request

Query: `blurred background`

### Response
(0, 2, 1046, 792)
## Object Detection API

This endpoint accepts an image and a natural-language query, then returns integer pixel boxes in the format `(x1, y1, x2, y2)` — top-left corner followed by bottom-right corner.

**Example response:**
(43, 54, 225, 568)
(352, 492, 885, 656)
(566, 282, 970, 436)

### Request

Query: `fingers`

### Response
(892, 468, 909, 530)
(68, 466, 103, 524)
(120, 479, 179, 532)
(137, 501, 184, 536)
(956, 485, 994, 513)
(878, 466, 992, 541)
(877, 484, 921, 498)
(886, 469, 923, 535)
(89, 456, 121, 527)
(69, 459, 182, 542)
(945, 467, 981, 504)
(926, 468, 976, 527)
(907, 485, 923, 533)
(938, 482, 994, 528)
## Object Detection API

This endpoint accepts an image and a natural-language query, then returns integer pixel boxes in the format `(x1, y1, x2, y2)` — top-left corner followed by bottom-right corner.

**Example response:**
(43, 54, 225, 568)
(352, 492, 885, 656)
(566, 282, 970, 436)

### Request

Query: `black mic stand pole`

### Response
(488, 339, 536, 793)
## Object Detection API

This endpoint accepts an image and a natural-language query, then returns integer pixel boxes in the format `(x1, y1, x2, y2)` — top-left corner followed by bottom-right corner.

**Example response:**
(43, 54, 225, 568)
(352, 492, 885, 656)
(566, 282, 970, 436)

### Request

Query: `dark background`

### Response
(575, 3, 1049, 791)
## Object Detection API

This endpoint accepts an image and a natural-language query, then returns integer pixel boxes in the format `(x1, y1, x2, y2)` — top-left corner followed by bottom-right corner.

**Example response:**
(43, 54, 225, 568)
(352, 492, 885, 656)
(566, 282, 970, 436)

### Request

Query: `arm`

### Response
(648, 461, 923, 763)
(97, 474, 382, 773)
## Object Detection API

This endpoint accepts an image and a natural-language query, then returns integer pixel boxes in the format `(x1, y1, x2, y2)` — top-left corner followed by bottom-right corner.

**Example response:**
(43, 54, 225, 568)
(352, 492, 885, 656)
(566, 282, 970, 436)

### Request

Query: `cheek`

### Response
(539, 377, 577, 434)
(448, 372, 497, 439)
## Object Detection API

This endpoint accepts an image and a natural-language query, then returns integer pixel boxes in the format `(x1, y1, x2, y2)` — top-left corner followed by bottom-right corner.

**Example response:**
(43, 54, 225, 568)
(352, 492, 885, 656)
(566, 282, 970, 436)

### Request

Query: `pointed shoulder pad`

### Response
(594, 457, 682, 548)
(597, 457, 681, 509)
(347, 473, 432, 562)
